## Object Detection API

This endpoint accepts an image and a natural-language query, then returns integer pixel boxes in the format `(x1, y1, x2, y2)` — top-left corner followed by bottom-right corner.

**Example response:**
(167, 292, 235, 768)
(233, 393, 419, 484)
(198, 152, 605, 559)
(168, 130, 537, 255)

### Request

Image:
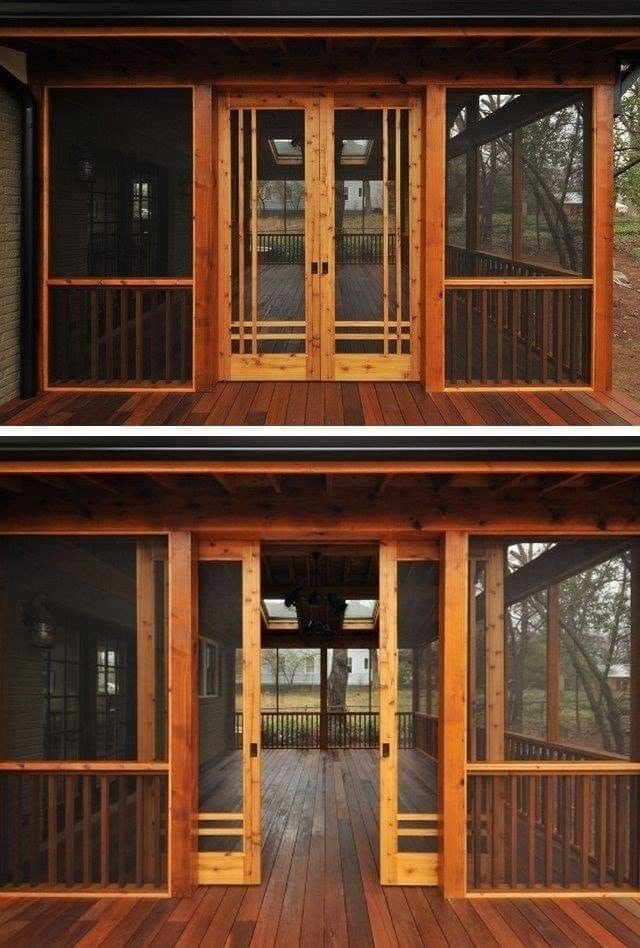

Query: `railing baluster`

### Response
(135, 289, 143, 383)
(48, 774, 57, 887)
(82, 775, 92, 886)
(100, 775, 109, 886)
(64, 774, 75, 885)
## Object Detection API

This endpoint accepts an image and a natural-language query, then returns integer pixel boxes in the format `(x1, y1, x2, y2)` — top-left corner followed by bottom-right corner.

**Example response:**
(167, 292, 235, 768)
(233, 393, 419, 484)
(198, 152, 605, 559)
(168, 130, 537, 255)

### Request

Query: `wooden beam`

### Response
(424, 84, 446, 392)
(440, 530, 468, 898)
(547, 584, 560, 744)
(504, 538, 629, 604)
(485, 543, 505, 762)
(168, 531, 198, 898)
(592, 83, 615, 392)
(137, 541, 157, 760)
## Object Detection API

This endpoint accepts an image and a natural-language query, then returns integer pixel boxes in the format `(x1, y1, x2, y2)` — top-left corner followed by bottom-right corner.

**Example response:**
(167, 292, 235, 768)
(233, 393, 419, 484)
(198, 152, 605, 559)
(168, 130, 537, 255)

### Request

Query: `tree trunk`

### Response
(328, 649, 350, 711)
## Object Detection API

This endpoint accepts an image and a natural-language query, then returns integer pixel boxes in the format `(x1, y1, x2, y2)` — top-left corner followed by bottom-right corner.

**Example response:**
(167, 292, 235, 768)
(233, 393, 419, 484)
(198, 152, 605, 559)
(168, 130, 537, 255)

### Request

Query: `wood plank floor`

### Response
(1, 384, 639, 426)
(2, 751, 640, 946)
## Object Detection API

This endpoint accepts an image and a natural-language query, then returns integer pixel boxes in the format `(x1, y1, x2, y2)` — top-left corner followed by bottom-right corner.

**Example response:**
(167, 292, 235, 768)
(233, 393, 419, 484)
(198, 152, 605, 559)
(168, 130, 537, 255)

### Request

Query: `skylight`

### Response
(268, 139, 303, 165)
(340, 139, 373, 165)
(262, 597, 378, 628)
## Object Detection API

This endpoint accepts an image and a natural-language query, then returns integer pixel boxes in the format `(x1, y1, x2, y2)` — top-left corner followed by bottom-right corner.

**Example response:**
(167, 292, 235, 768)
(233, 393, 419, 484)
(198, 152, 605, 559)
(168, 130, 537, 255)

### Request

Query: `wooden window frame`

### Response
(41, 83, 212, 393)
(425, 79, 614, 394)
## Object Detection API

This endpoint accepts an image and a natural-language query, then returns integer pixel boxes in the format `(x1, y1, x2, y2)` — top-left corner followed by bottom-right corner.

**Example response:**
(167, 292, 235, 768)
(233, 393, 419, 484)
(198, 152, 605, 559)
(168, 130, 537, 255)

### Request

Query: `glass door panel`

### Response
(197, 541, 260, 885)
(228, 105, 311, 379)
(379, 541, 440, 886)
(330, 102, 419, 380)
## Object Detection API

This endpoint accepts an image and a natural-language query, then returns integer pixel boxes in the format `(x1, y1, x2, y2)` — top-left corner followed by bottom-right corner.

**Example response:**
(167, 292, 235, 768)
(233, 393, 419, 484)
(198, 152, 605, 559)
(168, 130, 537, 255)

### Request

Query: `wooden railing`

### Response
(0, 768, 168, 891)
(48, 284, 192, 386)
(444, 245, 591, 386)
(235, 710, 438, 753)
(468, 770, 640, 891)
(505, 730, 628, 763)
(256, 233, 397, 265)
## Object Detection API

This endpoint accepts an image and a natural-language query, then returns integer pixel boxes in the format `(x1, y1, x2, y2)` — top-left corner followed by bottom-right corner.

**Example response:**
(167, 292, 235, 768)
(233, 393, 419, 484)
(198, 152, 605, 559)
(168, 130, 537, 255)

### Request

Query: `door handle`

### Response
(250, 742, 259, 758)
(311, 261, 319, 274)
(381, 742, 390, 758)
(321, 261, 329, 275)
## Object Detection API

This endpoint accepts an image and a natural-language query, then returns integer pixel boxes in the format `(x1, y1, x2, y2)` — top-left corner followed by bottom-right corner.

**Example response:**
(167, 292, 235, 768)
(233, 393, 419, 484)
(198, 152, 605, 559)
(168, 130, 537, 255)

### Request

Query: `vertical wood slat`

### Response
(395, 108, 402, 352)
(382, 107, 389, 357)
(30, 776, 41, 884)
(164, 292, 172, 382)
(135, 289, 143, 382)
(82, 775, 92, 886)
(120, 287, 129, 382)
(424, 85, 446, 391)
(440, 531, 468, 898)
(238, 109, 246, 355)
(48, 774, 57, 887)
(105, 291, 114, 381)
(243, 541, 262, 885)
(592, 84, 614, 391)
(64, 774, 75, 885)
(168, 532, 198, 898)
(527, 777, 536, 887)
(90, 288, 98, 381)
(378, 539, 398, 885)
(250, 109, 258, 357)
(100, 775, 109, 886)
(117, 776, 127, 885)
(193, 84, 214, 390)
(10, 774, 21, 885)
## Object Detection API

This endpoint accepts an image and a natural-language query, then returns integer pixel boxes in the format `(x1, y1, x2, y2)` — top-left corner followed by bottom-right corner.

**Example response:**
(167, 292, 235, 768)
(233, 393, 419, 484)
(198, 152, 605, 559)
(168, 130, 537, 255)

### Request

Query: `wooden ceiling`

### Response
(6, 33, 636, 82)
(1, 470, 639, 535)
(262, 544, 378, 598)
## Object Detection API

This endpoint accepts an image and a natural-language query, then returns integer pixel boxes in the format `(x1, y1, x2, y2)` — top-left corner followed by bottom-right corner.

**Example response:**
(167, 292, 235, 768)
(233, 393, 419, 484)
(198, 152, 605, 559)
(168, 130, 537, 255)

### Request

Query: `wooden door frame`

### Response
(217, 92, 319, 381)
(379, 538, 441, 886)
(194, 537, 261, 886)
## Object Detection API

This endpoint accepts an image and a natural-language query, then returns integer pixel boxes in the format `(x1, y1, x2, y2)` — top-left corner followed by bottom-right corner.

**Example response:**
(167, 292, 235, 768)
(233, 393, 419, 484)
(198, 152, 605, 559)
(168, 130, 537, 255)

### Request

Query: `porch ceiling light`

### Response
(22, 594, 57, 649)
(284, 551, 347, 637)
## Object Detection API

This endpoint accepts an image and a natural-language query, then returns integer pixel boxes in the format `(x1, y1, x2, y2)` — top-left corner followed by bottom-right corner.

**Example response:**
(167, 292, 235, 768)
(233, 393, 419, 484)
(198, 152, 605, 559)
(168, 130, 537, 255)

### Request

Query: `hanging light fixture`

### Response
(284, 551, 347, 637)
(23, 594, 57, 649)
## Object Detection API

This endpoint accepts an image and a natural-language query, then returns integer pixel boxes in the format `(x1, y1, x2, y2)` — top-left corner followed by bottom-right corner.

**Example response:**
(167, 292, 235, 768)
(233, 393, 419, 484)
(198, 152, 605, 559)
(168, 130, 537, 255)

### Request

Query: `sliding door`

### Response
(218, 93, 421, 381)
(379, 540, 440, 885)
(196, 540, 261, 885)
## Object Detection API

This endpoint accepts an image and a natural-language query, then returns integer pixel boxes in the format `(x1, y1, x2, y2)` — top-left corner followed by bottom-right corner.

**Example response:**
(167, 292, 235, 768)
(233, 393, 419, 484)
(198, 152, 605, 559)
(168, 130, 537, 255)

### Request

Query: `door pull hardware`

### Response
(321, 261, 329, 275)
(381, 742, 390, 758)
(311, 261, 319, 274)
(250, 742, 259, 758)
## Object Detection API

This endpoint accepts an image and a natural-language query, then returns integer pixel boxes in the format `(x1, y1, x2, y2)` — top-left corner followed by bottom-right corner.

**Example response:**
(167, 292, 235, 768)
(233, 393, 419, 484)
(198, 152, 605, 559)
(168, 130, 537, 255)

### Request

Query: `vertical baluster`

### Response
(136, 775, 144, 886)
(100, 775, 109, 886)
(545, 776, 555, 887)
(465, 291, 473, 383)
(511, 289, 519, 383)
(118, 776, 127, 884)
(48, 774, 57, 887)
(480, 289, 488, 384)
(527, 777, 536, 887)
(82, 776, 92, 886)
(74, 291, 84, 380)
(30, 775, 41, 885)
(580, 775, 591, 888)
(164, 292, 172, 382)
(496, 290, 504, 384)
(105, 291, 114, 381)
(10, 774, 21, 885)
(615, 775, 625, 887)
(64, 774, 75, 886)
(135, 289, 143, 383)
(90, 288, 99, 382)
(120, 287, 129, 382)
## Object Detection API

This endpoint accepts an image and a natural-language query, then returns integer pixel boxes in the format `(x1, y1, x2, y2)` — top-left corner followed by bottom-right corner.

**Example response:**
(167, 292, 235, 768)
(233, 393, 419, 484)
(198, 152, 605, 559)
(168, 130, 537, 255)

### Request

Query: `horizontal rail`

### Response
(47, 278, 193, 287)
(0, 762, 169, 772)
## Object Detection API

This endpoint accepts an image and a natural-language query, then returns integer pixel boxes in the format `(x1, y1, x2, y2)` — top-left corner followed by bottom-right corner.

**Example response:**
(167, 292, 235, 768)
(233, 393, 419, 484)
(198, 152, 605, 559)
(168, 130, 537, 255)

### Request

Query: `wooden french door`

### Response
(218, 93, 422, 381)
(196, 539, 261, 885)
(379, 540, 441, 886)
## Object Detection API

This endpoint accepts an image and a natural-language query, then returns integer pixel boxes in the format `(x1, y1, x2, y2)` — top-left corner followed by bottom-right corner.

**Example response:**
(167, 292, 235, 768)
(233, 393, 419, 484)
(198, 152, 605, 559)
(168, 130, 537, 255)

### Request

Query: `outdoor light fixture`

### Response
(71, 144, 96, 182)
(23, 594, 56, 649)
(284, 551, 347, 636)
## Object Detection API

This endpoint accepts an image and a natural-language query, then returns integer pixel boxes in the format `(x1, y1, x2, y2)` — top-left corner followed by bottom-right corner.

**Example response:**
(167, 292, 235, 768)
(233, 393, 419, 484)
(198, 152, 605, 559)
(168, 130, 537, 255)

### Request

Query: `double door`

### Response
(218, 93, 422, 381)
(195, 538, 440, 888)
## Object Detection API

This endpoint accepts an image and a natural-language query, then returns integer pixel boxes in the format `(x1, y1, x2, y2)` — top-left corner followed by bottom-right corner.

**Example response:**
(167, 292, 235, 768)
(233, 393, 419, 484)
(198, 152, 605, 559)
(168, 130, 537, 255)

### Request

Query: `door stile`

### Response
(195, 539, 262, 886)
(307, 95, 323, 379)
(379, 539, 399, 884)
(318, 91, 336, 380)
(242, 541, 262, 883)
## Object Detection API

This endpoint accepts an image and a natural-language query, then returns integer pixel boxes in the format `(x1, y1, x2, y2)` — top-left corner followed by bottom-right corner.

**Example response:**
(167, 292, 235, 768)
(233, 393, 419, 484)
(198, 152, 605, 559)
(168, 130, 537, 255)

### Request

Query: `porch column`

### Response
(546, 584, 560, 744)
(136, 540, 157, 760)
(484, 544, 505, 762)
(592, 83, 614, 392)
(440, 531, 468, 899)
(168, 531, 198, 897)
(320, 648, 328, 750)
(424, 84, 446, 393)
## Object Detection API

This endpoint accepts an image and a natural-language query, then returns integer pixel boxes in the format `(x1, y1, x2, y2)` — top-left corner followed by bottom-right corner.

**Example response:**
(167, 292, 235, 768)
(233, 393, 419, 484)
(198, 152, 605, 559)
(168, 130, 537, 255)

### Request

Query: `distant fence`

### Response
(255, 233, 397, 265)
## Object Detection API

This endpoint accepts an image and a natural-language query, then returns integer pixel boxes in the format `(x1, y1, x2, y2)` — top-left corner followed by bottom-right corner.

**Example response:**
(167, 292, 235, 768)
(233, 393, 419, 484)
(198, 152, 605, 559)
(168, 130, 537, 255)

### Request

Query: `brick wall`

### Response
(0, 85, 20, 403)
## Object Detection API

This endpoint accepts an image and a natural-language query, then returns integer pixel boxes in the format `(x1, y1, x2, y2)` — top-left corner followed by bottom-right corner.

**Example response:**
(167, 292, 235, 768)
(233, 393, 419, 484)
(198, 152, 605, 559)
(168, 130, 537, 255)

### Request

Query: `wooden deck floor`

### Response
(2, 750, 640, 946)
(1, 384, 639, 426)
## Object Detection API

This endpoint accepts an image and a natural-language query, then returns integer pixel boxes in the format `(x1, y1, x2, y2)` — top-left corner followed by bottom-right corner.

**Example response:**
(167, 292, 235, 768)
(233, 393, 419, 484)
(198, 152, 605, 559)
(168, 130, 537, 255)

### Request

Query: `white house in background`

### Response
(261, 647, 372, 687)
(341, 179, 383, 212)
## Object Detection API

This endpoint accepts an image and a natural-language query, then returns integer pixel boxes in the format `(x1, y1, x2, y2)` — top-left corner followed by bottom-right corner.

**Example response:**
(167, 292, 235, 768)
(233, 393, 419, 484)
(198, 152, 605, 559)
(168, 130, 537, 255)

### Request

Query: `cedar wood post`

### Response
(440, 530, 468, 898)
(168, 531, 198, 896)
